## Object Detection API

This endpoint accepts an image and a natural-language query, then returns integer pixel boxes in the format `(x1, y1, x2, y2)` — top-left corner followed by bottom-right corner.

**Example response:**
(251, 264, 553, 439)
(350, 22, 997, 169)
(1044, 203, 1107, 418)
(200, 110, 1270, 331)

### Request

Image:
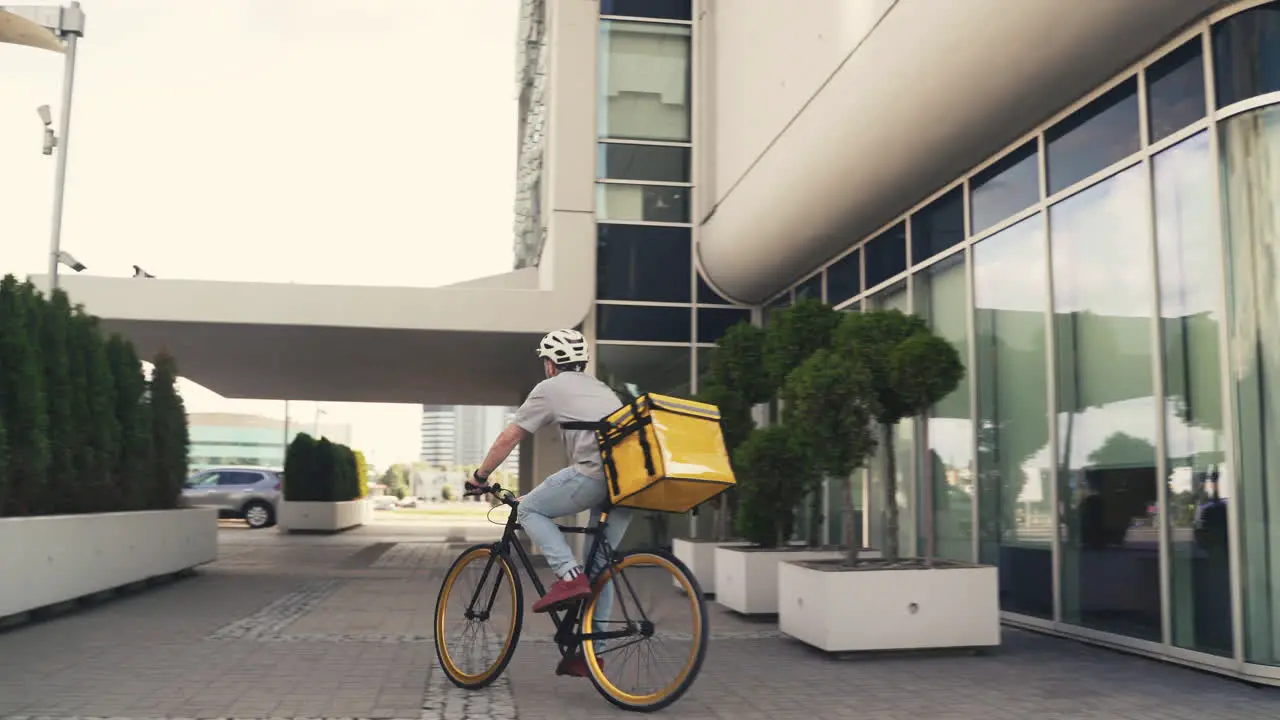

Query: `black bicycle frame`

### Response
(462, 498, 645, 658)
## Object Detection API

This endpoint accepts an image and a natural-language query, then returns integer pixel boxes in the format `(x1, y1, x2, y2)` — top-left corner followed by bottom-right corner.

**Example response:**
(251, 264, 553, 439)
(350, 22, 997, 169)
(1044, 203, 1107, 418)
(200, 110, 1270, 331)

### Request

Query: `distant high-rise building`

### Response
(419, 405, 457, 467)
(420, 404, 520, 476)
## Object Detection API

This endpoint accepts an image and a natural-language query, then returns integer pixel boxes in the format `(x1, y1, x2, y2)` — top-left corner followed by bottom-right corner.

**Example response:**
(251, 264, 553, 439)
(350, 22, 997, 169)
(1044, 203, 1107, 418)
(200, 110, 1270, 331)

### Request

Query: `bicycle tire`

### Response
(581, 549, 708, 712)
(434, 543, 524, 689)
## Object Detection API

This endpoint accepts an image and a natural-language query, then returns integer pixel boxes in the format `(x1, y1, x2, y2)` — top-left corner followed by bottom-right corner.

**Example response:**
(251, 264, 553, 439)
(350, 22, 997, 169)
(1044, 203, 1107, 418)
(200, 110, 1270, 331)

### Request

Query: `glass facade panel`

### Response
(914, 253, 973, 561)
(911, 186, 965, 265)
(1154, 131, 1232, 657)
(596, 304, 691, 343)
(1046, 77, 1141, 194)
(826, 249, 861, 306)
(598, 143, 691, 182)
(596, 224, 691, 302)
(795, 273, 823, 301)
(600, 0, 691, 21)
(970, 141, 1040, 234)
(975, 214, 1054, 618)
(1212, 2, 1280, 109)
(597, 344, 692, 398)
(864, 222, 907, 289)
(597, 184, 689, 223)
(867, 282, 915, 555)
(599, 21, 691, 142)
(1051, 164, 1160, 640)
(1146, 38, 1207, 144)
(1221, 103, 1280, 665)
(697, 307, 751, 345)
(696, 271, 734, 305)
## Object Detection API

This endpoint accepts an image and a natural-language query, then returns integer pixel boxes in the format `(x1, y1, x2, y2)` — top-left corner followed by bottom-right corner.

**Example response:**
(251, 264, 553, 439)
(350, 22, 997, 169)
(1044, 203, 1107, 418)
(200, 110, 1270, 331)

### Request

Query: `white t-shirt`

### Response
(512, 371, 622, 480)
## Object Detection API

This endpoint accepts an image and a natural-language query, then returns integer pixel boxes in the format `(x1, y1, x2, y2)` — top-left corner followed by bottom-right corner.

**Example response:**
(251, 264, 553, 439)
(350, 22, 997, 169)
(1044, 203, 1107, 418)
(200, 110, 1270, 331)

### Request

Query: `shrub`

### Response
(354, 450, 369, 498)
(149, 351, 189, 510)
(283, 432, 364, 503)
(0, 276, 49, 516)
(106, 335, 150, 512)
(732, 425, 814, 547)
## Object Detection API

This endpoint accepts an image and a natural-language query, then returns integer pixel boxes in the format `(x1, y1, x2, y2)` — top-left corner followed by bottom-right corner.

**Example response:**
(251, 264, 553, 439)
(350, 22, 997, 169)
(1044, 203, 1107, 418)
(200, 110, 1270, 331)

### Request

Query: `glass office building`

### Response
(522, 0, 1280, 685)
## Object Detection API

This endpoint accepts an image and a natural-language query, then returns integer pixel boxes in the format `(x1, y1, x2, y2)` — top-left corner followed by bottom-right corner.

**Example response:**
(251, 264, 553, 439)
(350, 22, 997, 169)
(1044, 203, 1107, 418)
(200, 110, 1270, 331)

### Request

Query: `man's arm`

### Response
(472, 423, 530, 483)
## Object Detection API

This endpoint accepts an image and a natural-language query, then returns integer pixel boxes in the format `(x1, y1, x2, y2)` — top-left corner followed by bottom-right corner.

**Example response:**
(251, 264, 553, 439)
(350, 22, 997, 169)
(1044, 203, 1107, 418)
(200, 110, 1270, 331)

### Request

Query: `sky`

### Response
(0, 0, 519, 470)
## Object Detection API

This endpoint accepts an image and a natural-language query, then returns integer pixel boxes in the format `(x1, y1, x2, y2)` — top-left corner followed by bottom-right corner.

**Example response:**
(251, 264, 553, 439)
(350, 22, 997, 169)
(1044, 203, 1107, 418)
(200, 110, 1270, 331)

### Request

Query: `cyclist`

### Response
(465, 328, 632, 677)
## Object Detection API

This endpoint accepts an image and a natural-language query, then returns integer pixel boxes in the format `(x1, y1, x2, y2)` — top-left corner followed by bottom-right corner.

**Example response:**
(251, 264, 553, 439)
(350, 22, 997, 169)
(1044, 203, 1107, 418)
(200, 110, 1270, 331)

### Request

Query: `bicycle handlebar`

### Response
(463, 481, 518, 507)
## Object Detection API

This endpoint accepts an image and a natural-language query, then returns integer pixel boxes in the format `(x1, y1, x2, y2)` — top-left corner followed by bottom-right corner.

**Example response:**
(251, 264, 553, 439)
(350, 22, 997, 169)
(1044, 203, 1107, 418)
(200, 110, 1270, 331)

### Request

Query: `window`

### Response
(1146, 38, 1206, 144)
(1212, 2, 1280, 108)
(970, 140, 1040, 234)
(596, 224, 691, 302)
(696, 272, 734, 305)
(597, 184, 689, 223)
(697, 308, 751, 344)
(1050, 164, 1160, 641)
(1046, 77, 1140, 194)
(596, 304, 691, 343)
(795, 273, 823, 302)
(863, 222, 907, 289)
(598, 344, 691, 401)
(911, 186, 965, 264)
(598, 143, 690, 182)
(218, 471, 263, 486)
(826, 249, 861, 306)
(600, 0, 691, 21)
(599, 21, 691, 142)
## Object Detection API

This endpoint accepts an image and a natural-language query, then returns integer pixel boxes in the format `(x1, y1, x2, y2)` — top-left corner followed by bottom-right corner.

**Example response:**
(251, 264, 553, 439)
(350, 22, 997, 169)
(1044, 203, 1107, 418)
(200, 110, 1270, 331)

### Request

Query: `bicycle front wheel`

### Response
(434, 544, 523, 689)
(582, 550, 708, 712)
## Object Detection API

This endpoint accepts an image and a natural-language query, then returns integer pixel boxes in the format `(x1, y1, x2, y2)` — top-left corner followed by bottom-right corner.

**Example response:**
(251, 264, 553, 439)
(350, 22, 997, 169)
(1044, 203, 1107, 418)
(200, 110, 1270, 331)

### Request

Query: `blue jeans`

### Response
(517, 467, 633, 636)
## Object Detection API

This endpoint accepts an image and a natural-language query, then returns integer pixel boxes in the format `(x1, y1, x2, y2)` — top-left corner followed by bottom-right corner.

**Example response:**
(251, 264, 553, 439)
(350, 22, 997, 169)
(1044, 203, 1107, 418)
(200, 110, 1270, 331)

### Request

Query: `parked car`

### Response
(181, 466, 282, 529)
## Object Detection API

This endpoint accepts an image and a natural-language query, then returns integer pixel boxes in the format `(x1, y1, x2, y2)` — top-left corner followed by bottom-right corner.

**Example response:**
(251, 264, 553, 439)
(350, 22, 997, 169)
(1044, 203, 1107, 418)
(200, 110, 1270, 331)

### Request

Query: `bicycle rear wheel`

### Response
(434, 544, 523, 689)
(581, 550, 708, 712)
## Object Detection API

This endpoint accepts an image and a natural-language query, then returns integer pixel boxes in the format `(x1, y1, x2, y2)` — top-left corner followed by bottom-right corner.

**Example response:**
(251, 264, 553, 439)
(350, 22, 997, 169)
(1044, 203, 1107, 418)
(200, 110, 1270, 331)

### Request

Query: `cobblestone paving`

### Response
(1, 521, 1279, 720)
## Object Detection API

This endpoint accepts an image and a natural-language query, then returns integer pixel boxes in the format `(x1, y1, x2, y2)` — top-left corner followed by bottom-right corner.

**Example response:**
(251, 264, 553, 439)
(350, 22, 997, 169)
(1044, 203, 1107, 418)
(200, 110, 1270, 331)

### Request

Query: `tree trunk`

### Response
(882, 422, 900, 561)
(713, 495, 730, 541)
(807, 488, 822, 547)
(842, 472, 859, 565)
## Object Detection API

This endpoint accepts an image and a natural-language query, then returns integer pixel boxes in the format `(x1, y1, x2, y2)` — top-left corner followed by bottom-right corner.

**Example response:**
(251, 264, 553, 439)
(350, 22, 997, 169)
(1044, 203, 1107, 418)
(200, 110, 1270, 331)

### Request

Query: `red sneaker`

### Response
(532, 573, 590, 613)
(555, 652, 603, 678)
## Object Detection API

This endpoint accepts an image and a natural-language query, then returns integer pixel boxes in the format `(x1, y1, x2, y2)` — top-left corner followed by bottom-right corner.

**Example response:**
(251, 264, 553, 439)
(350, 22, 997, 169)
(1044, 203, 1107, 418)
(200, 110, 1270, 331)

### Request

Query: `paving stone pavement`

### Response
(1, 519, 1279, 719)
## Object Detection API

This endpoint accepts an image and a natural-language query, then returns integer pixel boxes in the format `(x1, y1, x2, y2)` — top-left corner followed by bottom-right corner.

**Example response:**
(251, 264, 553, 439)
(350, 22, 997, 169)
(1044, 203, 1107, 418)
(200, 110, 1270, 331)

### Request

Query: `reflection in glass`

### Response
(914, 254, 973, 561)
(596, 224, 691, 302)
(696, 272, 734, 305)
(864, 222, 907, 289)
(596, 304, 690, 343)
(696, 307, 751, 345)
(970, 140, 1040, 235)
(1154, 131, 1232, 657)
(1146, 38, 1206, 144)
(826, 249, 861, 306)
(974, 214, 1054, 618)
(598, 143, 691, 182)
(1051, 164, 1160, 640)
(600, 0, 692, 21)
(1046, 77, 1141, 194)
(1211, 2, 1280, 109)
(599, 21, 692, 142)
(597, 184, 689, 223)
(911, 186, 965, 265)
(795, 273, 822, 301)
(1221, 104, 1280, 665)
(867, 282, 915, 556)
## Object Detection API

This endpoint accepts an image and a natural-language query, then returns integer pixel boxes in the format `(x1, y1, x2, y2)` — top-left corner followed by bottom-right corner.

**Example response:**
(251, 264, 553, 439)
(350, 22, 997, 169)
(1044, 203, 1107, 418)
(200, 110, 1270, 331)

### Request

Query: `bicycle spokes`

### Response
(437, 548, 519, 683)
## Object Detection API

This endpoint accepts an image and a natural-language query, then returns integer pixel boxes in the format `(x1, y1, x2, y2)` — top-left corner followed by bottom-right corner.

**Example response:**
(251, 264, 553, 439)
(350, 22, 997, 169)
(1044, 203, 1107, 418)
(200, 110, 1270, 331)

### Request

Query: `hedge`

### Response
(283, 432, 364, 502)
(0, 275, 190, 517)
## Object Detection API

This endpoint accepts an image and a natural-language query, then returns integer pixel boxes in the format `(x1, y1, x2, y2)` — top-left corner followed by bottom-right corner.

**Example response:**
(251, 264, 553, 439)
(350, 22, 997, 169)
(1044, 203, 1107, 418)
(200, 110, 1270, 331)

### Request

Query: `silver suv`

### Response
(181, 466, 282, 529)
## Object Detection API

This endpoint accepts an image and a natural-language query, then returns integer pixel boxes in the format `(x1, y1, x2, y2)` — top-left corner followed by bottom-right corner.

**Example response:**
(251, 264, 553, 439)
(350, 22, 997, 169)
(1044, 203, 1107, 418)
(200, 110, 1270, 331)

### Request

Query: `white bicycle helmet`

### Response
(537, 328, 590, 366)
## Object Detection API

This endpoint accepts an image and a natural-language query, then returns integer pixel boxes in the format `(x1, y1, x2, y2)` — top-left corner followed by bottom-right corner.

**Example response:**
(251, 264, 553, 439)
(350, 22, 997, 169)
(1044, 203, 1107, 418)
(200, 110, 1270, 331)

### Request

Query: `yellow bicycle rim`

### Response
(435, 547, 518, 685)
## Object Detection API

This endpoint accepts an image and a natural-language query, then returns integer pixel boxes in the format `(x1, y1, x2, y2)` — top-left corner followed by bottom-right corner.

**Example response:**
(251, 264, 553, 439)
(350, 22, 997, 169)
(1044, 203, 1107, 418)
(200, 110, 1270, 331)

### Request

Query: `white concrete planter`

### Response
(714, 545, 848, 615)
(0, 507, 218, 619)
(278, 498, 368, 533)
(671, 539, 750, 596)
(778, 559, 1001, 652)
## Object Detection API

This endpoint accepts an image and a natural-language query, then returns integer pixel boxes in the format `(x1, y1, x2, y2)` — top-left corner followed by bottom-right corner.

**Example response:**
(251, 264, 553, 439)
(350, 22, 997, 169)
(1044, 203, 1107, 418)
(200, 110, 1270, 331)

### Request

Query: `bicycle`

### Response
(432, 482, 709, 712)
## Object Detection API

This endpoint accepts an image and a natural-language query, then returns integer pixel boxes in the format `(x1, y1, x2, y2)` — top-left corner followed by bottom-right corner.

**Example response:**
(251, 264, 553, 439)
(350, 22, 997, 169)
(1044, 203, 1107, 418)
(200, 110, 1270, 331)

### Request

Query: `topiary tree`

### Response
(148, 351, 190, 509)
(39, 289, 74, 515)
(732, 424, 814, 547)
(833, 309, 964, 561)
(75, 310, 120, 513)
(0, 275, 50, 517)
(782, 348, 878, 563)
(107, 335, 150, 511)
(353, 450, 369, 498)
(284, 432, 319, 501)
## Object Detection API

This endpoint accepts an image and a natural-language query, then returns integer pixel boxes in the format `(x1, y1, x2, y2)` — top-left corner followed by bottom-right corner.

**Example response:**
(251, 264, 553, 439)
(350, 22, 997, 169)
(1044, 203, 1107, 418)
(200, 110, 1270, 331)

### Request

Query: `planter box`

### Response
(714, 545, 850, 615)
(778, 559, 1000, 652)
(671, 538, 750, 596)
(278, 498, 368, 533)
(0, 507, 218, 619)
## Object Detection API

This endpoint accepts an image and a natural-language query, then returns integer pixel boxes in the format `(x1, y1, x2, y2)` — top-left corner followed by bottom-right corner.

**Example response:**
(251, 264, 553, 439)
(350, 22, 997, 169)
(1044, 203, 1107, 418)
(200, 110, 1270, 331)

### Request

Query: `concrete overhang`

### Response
(0, 7, 65, 53)
(28, 217, 594, 405)
(699, 0, 1227, 303)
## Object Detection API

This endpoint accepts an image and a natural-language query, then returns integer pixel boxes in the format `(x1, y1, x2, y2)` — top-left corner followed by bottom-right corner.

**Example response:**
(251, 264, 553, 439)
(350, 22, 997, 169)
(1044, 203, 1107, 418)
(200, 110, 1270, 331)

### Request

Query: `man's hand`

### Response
(465, 469, 490, 495)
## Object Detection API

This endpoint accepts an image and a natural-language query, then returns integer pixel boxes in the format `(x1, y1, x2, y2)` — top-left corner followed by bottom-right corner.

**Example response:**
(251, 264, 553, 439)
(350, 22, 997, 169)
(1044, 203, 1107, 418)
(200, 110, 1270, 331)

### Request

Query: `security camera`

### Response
(56, 250, 86, 273)
(37, 105, 52, 127)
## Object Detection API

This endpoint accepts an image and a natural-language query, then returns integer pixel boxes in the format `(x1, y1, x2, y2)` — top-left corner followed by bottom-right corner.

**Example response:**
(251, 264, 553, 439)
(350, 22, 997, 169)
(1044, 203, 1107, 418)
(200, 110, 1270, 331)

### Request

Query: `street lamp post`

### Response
(0, 3, 86, 291)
